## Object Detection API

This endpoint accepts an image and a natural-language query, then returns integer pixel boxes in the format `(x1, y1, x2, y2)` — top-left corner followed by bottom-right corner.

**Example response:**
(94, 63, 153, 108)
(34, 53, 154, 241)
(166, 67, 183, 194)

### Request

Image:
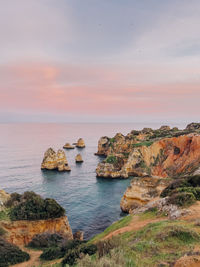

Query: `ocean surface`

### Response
(0, 123, 186, 239)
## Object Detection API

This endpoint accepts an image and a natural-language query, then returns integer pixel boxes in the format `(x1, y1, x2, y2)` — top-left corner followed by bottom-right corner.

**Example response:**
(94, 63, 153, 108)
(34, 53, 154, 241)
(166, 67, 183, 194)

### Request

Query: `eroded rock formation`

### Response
(96, 124, 200, 179)
(63, 143, 75, 149)
(120, 177, 170, 213)
(75, 154, 83, 163)
(0, 190, 10, 210)
(1, 216, 73, 246)
(76, 138, 85, 148)
(41, 148, 71, 171)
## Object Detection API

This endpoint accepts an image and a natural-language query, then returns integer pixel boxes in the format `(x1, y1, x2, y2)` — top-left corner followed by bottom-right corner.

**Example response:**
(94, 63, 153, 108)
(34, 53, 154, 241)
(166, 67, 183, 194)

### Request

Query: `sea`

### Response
(0, 122, 186, 239)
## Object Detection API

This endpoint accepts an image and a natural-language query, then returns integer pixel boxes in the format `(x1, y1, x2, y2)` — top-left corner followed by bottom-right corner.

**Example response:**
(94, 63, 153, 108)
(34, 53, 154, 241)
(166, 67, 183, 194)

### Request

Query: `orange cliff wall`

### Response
(1, 216, 73, 246)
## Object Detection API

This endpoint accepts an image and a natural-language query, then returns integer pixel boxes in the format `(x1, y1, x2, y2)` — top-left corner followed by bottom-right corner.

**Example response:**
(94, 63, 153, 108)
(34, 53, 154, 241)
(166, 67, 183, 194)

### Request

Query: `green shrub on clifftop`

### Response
(7, 191, 65, 221)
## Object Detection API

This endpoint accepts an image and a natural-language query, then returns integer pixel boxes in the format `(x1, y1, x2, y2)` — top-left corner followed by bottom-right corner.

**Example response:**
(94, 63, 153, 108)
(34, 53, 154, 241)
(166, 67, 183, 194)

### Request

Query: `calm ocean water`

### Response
(0, 123, 186, 239)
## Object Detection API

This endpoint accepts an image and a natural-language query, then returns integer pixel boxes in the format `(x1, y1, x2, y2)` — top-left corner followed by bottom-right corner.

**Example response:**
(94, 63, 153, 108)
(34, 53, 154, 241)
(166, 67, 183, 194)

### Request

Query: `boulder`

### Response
(75, 154, 83, 163)
(76, 138, 85, 148)
(41, 148, 71, 172)
(63, 143, 75, 149)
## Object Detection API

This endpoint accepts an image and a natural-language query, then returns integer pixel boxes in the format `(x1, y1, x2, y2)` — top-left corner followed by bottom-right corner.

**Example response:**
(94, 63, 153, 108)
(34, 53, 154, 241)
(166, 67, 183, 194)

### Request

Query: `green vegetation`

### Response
(28, 233, 67, 249)
(0, 209, 10, 221)
(76, 220, 200, 267)
(105, 155, 117, 164)
(0, 238, 30, 267)
(62, 243, 97, 266)
(0, 227, 6, 237)
(161, 175, 200, 207)
(6, 191, 65, 221)
(132, 141, 153, 148)
(89, 215, 132, 243)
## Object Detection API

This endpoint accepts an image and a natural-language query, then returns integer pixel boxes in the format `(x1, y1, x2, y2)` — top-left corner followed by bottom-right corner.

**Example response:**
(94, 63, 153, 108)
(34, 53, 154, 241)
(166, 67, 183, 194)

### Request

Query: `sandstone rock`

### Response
(1, 216, 73, 246)
(159, 125, 171, 131)
(95, 136, 110, 155)
(73, 230, 84, 241)
(0, 190, 10, 211)
(96, 163, 121, 178)
(41, 148, 71, 172)
(75, 154, 83, 163)
(63, 143, 75, 149)
(120, 177, 169, 213)
(76, 138, 85, 148)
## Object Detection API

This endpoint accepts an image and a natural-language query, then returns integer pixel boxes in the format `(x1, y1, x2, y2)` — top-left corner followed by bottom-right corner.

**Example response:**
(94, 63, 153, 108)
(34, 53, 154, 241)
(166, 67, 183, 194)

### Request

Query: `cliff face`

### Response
(96, 124, 200, 179)
(120, 177, 169, 213)
(1, 216, 73, 246)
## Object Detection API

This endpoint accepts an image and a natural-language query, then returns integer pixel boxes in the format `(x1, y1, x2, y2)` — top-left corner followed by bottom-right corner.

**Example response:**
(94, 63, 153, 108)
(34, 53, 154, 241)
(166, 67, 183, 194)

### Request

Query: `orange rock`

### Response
(1, 216, 73, 246)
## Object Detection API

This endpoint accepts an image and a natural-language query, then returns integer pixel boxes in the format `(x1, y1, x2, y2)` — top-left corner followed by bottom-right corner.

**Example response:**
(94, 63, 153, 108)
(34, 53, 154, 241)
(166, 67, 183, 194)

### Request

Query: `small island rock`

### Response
(63, 143, 75, 149)
(76, 138, 85, 148)
(75, 154, 83, 163)
(41, 148, 71, 172)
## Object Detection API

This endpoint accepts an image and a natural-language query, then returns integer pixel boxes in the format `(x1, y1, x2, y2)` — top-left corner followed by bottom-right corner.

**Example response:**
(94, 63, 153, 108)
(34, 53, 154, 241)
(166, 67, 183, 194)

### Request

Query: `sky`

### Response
(0, 0, 200, 123)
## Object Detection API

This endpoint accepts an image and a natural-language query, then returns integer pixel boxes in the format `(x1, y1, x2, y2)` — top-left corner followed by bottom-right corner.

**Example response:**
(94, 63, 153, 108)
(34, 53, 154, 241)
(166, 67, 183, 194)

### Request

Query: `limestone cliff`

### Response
(120, 177, 169, 213)
(96, 124, 200, 179)
(41, 148, 71, 171)
(1, 216, 73, 246)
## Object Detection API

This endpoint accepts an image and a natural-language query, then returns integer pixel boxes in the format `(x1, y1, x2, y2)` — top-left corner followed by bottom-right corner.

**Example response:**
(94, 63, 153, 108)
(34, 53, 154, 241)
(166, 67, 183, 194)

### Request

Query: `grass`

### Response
(76, 219, 200, 267)
(132, 141, 154, 148)
(105, 155, 117, 164)
(0, 208, 11, 221)
(89, 215, 132, 243)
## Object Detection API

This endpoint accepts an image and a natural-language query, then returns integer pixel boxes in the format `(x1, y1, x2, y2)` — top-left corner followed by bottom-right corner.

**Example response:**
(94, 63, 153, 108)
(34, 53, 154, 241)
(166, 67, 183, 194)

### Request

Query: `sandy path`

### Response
(103, 215, 166, 240)
(12, 248, 42, 267)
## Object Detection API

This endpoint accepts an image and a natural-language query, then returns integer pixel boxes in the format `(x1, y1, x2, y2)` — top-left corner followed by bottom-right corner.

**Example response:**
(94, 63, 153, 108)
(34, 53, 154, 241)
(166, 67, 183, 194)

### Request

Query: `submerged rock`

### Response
(41, 148, 71, 172)
(76, 138, 85, 148)
(120, 177, 169, 213)
(75, 154, 83, 163)
(63, 143, 75, 149)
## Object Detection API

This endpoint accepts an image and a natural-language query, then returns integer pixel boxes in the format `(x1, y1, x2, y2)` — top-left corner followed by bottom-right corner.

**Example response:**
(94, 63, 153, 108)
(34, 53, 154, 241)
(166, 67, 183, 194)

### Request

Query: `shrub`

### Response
(0, 227, 6, 237)
(62, 248, 81, 266)
(105, 155, 117, 164)
(167, 192, 196, 207)
(9, 191, 65, 221)
(62, 243, 97, 266)
(0, 238, 30, 267)
(40, 246, 64, 260)
(28, 233, 66, 249)
(96, 238, 118, 258)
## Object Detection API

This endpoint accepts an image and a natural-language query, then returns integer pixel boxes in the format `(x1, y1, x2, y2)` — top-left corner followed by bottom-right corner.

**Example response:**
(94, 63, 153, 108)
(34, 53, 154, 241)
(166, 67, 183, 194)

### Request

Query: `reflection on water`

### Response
(0, 123, 185, 239)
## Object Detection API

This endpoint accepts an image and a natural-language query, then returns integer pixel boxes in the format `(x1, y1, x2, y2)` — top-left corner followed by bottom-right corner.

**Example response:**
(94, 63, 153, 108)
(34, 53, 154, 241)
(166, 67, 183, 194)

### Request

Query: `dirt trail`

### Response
(12, 248, 42, 267)
(103, 215, 166, 240)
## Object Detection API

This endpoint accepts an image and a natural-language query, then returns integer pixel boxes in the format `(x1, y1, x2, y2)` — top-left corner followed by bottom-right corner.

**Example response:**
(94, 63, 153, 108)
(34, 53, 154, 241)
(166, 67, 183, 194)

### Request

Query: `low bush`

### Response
(105, 155, 117, 164)
(8, 191, 65, 221)
(96, 238, 119, 258)
(0, 227, 6, 237)
(0, 238, 30, 267)
(40, 246, 64, 260)
(132, 141, 153, 148)
(62, 243, 97, 266)
(167, 192, 196, 207)
(28, 233, 66, 249)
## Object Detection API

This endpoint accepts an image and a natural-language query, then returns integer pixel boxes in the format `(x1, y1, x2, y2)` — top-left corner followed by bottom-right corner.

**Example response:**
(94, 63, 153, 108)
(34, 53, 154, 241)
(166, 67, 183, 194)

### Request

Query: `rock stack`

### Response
(41, 148, 71, 172)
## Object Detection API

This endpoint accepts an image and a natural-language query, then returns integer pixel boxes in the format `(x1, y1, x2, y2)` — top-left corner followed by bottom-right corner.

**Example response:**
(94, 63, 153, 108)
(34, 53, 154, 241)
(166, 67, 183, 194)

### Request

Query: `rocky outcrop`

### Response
(73, 230, 84, 241)
(41, 148, 71, 171)
(0, 190, 10, 211)
(63, 143, 75, 149)
(75, 154, 83, 163)
(96, 123, 200, 178)
(1, 216, 73, 246)
(120, 177, 170, 213)
(76, 138, 85, 148)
